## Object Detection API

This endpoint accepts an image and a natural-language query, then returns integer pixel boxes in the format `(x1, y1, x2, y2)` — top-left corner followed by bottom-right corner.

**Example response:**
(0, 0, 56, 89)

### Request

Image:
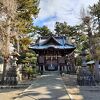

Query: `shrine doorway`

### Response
(45, 55, 58, 71)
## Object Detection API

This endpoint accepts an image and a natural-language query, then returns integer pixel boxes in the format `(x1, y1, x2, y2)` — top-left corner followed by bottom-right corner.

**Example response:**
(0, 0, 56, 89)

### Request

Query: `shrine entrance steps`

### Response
(43, 71, 59, 75)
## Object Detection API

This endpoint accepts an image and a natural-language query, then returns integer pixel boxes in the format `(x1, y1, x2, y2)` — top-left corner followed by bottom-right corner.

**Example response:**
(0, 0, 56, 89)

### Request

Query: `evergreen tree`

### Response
(0, 0, 40, 83)
(33, 25, 52, 36)
(89, 0, 100, 34)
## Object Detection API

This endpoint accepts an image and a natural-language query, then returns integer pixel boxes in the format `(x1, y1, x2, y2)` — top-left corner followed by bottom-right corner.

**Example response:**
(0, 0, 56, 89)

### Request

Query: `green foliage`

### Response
(89, 0, 100, 34)
(34, 25, 52, 36)
(24, 66, 33, 74)
(20, 37, 32, 51)
(17, 0, 39, 19)
(89, 1, 100, 19)
(24, 66, 37, 75)
(16, 0, 40, 34)
(76, 57, 82, 66)
(86, 54, 92, 61)
(54, 22, 77, 36)
(15, 0, 40, 65)
(0, 0, 40, 82)
(17, 51, 37, 64)
(89, 2, 100, 59)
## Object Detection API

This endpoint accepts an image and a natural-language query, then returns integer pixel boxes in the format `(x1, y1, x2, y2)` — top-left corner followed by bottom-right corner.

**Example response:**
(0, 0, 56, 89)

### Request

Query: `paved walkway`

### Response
(15, 72, 70, 100)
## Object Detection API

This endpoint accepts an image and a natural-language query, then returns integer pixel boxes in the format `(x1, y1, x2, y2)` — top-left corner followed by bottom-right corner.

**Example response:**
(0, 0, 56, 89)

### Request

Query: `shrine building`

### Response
(30, 35, 76, 74)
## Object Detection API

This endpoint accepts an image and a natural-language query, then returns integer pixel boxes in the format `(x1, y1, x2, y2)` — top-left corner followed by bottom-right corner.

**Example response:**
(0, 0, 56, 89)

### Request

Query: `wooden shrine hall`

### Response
(30, 35, 76, 74)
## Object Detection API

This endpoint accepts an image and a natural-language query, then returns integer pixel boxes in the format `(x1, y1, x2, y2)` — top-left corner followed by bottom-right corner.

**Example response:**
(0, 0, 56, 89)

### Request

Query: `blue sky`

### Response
(34, 0, 99, 31)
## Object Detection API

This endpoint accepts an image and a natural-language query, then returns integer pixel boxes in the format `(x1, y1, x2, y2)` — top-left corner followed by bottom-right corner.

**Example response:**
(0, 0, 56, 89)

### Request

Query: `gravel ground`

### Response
(62, 74, 100, 100)
(0, 74, 100, 100)
(0, 89, 25, 100)
(0, 79, 33, 100)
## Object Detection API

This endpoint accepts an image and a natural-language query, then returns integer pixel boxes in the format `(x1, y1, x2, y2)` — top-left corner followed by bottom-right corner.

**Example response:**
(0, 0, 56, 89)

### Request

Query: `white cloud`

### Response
(34, 0, 99, 30)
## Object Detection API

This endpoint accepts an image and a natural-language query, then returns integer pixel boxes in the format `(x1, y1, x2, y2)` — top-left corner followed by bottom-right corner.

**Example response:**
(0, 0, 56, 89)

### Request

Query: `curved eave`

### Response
(29, 45, 76, 50)
(29, 45, 75, 54)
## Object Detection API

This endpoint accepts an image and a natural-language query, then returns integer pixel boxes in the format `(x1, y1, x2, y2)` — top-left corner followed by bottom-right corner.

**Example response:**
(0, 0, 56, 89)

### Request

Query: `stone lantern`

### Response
(81, 49, 87, 67)
(6, 50, 19, 85)
(77, 49, 95, 86)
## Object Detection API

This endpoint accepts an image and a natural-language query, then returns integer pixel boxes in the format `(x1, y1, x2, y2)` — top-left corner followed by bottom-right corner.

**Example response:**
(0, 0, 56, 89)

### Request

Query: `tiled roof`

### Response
(38, 36, 66, 46)
(30, 35, 76, 50)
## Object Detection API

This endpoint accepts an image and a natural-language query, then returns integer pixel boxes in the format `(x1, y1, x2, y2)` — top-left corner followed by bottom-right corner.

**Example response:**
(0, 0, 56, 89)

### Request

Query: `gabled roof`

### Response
(30, 35, 76, 52)
(37, 35, 67, 46)
(40, 36, 62, 46)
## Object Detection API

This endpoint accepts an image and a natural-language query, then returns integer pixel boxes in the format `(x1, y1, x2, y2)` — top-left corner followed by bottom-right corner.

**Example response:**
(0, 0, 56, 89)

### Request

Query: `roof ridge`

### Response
(40, 35, 62, 46)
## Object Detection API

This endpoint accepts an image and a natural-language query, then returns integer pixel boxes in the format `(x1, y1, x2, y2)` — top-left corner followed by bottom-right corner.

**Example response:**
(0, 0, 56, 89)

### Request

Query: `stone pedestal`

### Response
(77, 49, 95, 86)
(5, 50, 19, 85)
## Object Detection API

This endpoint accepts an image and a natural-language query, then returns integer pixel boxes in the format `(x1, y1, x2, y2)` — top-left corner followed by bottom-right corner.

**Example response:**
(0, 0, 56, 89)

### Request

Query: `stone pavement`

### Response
(15, 71, 71, 100)
(1, 73, 100, 100)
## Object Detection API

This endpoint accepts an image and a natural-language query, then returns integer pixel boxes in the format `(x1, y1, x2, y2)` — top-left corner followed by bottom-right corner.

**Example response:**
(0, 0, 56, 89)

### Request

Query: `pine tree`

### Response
(0, 0, 40, 84)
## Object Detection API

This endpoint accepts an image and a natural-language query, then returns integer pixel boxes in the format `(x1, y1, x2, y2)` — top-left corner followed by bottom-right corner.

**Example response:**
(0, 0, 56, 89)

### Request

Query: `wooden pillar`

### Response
(38, 55, 44, 74)
(58, 55, 65, 74)
(43, 50, 46, 71)
(57, 51, 60, 71)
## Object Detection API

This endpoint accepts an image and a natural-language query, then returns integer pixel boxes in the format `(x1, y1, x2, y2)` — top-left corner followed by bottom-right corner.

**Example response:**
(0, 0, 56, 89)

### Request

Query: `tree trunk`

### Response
(16, 35, 20, 53)
(88, 26, 100, 81)
(1, 18, 11, 84)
